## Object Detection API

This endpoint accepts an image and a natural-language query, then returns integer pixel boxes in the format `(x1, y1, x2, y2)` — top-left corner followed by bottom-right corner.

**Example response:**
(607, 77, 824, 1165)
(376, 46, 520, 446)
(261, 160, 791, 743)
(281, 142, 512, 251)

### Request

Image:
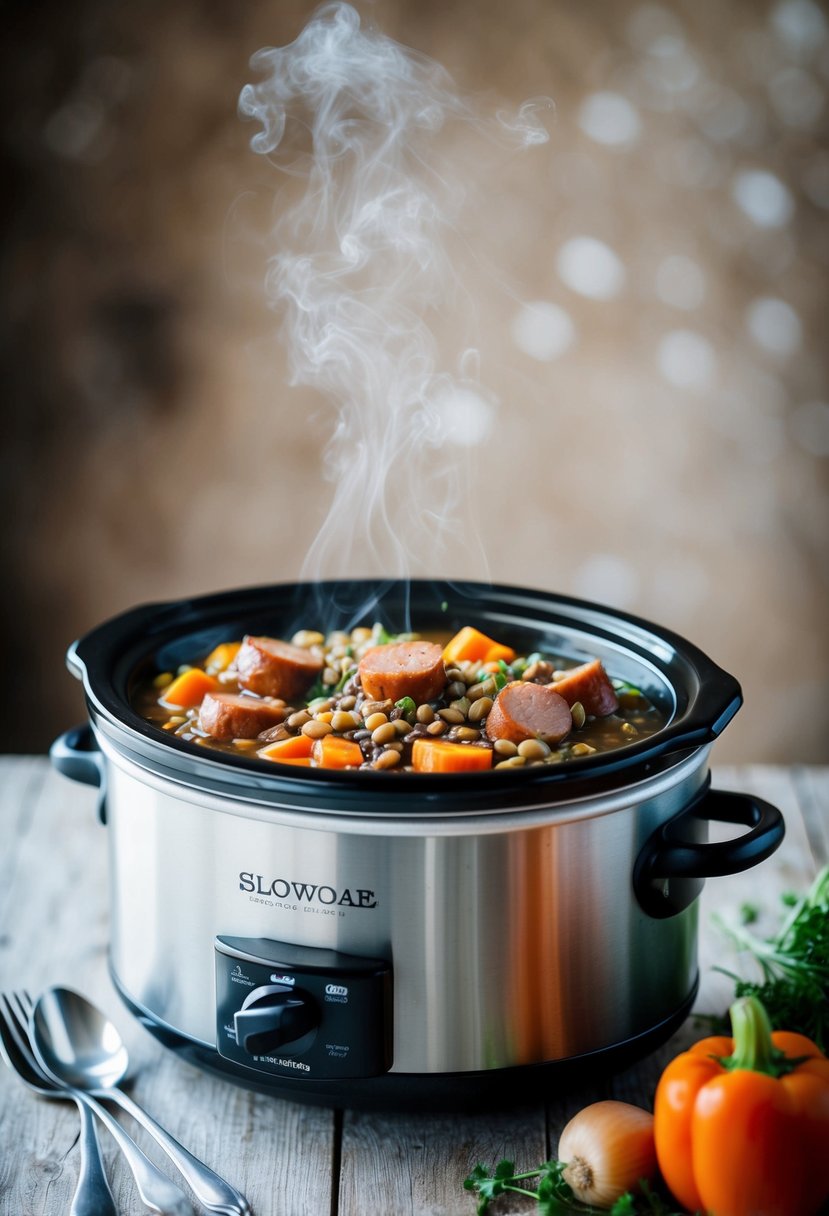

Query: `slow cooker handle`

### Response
(633, 786, 785, 918)
(50, 725, 107, 825)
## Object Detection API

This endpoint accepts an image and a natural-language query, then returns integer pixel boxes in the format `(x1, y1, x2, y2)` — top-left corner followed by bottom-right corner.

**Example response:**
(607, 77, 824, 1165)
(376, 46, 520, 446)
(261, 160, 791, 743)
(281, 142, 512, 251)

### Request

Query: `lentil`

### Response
(455, 727, 481, 742)
(468, 696, 493, 722)
(374, 749, 400, 770)
(364, 711, 389, 732)
(517, 738, 551, 761)
(467, 679, 495, 701)
(302, 720, 333, 739)
(371, 722, 398, 746)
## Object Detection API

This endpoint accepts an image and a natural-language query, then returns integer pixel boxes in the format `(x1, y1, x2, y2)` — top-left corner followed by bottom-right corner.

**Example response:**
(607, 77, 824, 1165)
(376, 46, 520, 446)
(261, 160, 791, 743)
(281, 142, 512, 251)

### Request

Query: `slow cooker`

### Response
(52, 579, 784, 1110)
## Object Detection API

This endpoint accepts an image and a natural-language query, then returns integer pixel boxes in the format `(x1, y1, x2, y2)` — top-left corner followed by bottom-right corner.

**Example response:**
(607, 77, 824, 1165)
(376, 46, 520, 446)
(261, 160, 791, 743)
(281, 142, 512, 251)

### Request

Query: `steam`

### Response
(239, 3, 550, 582)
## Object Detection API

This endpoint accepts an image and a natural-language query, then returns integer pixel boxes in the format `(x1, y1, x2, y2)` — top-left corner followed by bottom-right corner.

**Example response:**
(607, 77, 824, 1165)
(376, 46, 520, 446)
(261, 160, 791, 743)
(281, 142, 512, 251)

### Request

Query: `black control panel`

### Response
(215, 936, 392, 1080)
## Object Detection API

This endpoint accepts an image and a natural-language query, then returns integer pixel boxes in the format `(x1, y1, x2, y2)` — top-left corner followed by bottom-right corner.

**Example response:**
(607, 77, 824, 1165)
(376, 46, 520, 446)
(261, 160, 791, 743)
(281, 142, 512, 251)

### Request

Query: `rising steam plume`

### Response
(239, 3, 550, 585)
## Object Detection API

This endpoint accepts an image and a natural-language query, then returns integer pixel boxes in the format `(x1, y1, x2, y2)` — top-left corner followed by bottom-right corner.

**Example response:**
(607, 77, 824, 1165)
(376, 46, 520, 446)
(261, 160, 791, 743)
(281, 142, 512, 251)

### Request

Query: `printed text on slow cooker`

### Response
(239, 872, 378, 912)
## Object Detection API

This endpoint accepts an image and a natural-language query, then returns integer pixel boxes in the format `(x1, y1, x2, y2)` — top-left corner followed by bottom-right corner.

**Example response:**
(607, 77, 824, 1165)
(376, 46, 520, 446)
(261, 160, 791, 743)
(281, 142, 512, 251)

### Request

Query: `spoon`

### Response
(31, 987, 250, 1216)
(31, 990, 193, 1216)
(0, 991, 117, 1216)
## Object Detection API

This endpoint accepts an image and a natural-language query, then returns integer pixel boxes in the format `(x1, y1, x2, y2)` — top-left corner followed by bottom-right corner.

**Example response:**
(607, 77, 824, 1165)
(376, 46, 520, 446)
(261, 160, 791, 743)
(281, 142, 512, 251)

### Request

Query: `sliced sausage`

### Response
(358, 641, 446, 704)
(235, 636, 323, 700)
(550, 659, 619, 718)
(198, 692, 289, 741)
(485, 681, 572, 745)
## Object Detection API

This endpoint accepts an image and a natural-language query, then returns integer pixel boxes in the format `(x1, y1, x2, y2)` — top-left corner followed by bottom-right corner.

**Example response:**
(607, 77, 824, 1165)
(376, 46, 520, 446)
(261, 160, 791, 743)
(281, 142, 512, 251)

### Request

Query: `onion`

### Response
(558, 1100, 657, 1207)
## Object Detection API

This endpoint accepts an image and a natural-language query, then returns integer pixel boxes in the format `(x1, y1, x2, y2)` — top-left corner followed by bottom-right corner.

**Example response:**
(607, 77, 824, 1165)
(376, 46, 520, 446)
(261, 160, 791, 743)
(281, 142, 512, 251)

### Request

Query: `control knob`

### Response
(233, 984, 318, 1056)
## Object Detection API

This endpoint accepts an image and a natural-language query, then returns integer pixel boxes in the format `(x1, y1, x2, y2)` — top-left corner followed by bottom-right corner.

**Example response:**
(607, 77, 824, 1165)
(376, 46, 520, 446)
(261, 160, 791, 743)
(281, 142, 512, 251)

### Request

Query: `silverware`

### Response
(0, 991, 118, 1216)
(32, 986, 251, 1216)
(3, 991, 193, 1216)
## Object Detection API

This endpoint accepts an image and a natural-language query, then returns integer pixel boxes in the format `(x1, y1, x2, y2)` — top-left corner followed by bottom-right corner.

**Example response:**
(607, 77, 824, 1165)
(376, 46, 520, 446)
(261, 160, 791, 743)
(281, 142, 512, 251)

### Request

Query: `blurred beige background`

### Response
(1, 0, 827, 760)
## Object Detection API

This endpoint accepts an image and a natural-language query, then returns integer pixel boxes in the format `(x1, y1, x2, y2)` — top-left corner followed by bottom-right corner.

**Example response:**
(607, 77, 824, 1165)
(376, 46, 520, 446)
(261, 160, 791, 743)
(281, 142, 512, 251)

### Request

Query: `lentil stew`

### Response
(134, 623, 667, 772)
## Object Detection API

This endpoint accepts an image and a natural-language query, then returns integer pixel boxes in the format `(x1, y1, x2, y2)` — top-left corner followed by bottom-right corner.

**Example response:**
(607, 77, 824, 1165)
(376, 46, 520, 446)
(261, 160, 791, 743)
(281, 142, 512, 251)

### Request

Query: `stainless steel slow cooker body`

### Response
(53, 580, 785, 1109)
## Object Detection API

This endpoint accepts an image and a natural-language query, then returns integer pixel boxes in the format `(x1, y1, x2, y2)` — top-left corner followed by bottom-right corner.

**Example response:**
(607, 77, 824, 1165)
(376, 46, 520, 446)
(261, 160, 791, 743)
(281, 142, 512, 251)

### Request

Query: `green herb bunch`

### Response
(713, 865, 829, 1050)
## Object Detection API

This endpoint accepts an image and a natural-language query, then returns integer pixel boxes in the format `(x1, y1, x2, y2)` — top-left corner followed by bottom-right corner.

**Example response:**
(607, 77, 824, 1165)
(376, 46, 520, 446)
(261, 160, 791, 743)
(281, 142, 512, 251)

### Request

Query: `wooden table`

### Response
(1, 759, 826, 1216)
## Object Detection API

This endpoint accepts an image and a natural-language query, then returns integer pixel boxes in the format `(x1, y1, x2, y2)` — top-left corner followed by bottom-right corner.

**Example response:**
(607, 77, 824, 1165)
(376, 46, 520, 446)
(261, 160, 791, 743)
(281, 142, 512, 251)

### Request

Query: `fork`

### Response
(0, 992, 117, 1216)
(1, 992, 193, 1216)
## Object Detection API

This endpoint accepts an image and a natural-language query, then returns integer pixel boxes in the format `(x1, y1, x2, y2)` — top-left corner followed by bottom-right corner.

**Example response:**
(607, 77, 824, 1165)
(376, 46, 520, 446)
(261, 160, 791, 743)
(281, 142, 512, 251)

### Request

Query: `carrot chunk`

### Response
(160, 669, 219, 708)
(443, 626, 515, 665)
(204, 642, 241, 673)
(484, 642, 516, 664)
(258, 735, 314, 762)
(312, 735, 364, 769)
(411, 738, 492, 773)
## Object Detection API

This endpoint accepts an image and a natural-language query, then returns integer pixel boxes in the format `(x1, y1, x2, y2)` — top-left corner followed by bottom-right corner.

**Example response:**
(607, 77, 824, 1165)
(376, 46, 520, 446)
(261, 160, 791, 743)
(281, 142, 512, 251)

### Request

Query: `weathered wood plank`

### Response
(338, 1105, 547, 1216)
(792, 763, 829, 866)
(0, 762, 335, 1216)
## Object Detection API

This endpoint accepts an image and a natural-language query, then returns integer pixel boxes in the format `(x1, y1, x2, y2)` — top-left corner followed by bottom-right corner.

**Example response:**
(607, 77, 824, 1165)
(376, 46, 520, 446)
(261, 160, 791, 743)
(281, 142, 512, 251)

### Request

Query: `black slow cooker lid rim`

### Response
(68, 579, 742, 800)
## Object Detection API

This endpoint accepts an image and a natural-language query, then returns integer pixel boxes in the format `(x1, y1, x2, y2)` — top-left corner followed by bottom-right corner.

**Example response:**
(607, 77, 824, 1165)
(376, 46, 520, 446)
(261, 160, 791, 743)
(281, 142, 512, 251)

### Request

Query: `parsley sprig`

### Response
(464, 1161, 687, 1216)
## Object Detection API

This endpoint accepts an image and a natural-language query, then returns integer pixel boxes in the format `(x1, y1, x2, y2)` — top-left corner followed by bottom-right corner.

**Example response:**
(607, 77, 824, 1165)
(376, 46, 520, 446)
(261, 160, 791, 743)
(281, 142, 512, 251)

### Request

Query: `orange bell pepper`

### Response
(654, 996, 829, 1216)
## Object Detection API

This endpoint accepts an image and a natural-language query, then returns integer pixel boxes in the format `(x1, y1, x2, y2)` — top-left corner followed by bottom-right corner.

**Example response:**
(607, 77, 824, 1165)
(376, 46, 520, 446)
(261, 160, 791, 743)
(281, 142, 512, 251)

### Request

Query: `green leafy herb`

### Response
(712, 865, 829, 1050)
(334, 666, 358, 693)
(463, 1161, 688, 1216)
(395, 695, 417, 724)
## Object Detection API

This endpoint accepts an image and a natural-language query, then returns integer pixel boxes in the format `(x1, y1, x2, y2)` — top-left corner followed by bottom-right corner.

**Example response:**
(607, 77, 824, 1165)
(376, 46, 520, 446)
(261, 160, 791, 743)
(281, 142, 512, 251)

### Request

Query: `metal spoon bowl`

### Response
(32, 986, 250, 1216)
(34, 988, 129, 1088)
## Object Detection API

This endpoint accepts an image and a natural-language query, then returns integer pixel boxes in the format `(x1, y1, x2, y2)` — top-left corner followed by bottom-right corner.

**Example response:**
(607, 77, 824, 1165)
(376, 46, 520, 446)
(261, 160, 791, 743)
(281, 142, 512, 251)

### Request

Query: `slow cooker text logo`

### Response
(239, 873, 378, 910)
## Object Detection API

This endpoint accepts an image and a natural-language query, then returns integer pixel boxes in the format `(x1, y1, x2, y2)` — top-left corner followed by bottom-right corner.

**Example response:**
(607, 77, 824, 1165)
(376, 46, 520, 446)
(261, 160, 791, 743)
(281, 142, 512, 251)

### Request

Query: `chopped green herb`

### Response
(395, 695, 417, 723)
(739, 902, 759, 926)
(334, 666, 357, 693)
